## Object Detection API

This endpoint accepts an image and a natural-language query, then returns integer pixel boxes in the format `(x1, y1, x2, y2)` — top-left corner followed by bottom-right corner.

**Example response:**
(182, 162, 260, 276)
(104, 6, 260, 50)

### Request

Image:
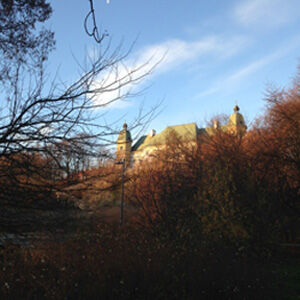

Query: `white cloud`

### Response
(136, 36, 248, 73)
(91, 35, 248, 109)
(195, 36, 300, 99)
(196, 57, 272, 99)
(234, 0, 300, 28)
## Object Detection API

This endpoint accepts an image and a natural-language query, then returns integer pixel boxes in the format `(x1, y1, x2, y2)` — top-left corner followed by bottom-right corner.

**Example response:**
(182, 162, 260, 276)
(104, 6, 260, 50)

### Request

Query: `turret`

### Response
(116, 123, 132, 166)
(227, 105, 247, 136)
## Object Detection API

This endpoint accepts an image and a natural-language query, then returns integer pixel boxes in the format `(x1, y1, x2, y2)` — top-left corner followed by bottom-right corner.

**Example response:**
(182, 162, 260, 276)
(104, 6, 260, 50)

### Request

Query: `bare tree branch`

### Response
(84, 0, 109, 44)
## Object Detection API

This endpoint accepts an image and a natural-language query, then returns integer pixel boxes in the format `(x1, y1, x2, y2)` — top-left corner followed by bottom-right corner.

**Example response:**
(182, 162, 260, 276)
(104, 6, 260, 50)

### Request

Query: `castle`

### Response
(116, 105, 247, 167)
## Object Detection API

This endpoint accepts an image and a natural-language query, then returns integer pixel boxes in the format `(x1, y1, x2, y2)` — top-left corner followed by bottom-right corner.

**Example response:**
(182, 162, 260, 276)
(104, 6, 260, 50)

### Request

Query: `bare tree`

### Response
(0, 1, 159, 207)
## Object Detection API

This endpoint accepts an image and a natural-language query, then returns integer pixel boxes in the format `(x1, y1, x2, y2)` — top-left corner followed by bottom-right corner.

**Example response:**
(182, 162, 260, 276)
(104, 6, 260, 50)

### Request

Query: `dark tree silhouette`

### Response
(0, 0, 159, 207)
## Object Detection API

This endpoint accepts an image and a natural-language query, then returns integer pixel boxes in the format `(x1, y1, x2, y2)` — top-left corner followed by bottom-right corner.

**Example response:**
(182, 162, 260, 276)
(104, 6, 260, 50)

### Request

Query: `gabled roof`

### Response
(132, 123, 198, 151)
(127, 106, 248, 153)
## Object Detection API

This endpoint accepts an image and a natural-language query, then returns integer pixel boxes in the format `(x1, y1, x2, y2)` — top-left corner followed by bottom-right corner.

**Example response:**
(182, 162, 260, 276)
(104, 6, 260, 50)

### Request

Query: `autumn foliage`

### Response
(0, 68, 299, 299)
(128, 69, 300, 245)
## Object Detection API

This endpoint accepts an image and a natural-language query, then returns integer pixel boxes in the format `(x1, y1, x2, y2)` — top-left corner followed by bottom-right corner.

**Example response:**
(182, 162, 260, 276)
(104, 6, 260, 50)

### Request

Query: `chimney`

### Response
(149, 129, 156, 137)
(213, 120, 219, 129)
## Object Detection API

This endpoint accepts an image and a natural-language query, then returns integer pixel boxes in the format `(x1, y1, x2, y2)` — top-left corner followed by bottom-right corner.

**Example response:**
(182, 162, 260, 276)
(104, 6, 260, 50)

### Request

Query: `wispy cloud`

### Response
(195, 35, 300, 99)
(92, 35, 248, 109)
(196, 57, 272, 99)
(137, 35, 248, 73)
(234, 0, 300, 28)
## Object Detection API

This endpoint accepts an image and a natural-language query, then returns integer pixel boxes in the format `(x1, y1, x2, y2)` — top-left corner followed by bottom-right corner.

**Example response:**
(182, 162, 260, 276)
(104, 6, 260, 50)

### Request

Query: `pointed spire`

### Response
(234, 105, 240, 112)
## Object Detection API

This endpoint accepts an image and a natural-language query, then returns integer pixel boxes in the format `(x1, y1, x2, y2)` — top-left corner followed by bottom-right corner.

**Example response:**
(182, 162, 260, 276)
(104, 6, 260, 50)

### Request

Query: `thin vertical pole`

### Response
(120, 161, 125, 226)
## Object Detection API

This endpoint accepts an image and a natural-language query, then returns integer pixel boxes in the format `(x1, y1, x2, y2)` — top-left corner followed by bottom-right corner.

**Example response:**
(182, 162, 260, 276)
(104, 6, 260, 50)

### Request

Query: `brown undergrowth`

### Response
(0, 222, 286, 300)
(1, 67, 299, 299)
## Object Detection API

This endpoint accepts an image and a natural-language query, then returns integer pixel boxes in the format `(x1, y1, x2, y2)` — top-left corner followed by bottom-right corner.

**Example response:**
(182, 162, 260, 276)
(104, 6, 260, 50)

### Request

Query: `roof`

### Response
(128, 106, 248, 153)
(117, 128, 132, 143)
(228, 112, 246, 127)
(131, 135, 147, 151)
(132, 123, 198, 152)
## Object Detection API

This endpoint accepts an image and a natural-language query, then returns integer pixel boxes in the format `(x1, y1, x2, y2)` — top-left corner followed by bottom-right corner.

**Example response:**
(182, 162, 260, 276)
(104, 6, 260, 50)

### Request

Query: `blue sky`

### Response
(48, 0, 300, 138)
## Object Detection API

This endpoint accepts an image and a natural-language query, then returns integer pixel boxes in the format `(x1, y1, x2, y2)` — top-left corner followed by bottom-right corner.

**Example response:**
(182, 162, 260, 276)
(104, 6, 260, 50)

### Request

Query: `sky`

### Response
(48, 0, 300, 139)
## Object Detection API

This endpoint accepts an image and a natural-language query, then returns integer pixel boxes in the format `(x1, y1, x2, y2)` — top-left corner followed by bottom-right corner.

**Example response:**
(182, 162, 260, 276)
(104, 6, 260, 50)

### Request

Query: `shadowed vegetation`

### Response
(1, 67, 299, 299)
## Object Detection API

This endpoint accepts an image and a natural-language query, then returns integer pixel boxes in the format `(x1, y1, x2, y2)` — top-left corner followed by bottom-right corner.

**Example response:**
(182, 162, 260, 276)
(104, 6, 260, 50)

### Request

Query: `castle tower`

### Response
(116, 123, 132, 166)
(227, 105, 247, 136)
